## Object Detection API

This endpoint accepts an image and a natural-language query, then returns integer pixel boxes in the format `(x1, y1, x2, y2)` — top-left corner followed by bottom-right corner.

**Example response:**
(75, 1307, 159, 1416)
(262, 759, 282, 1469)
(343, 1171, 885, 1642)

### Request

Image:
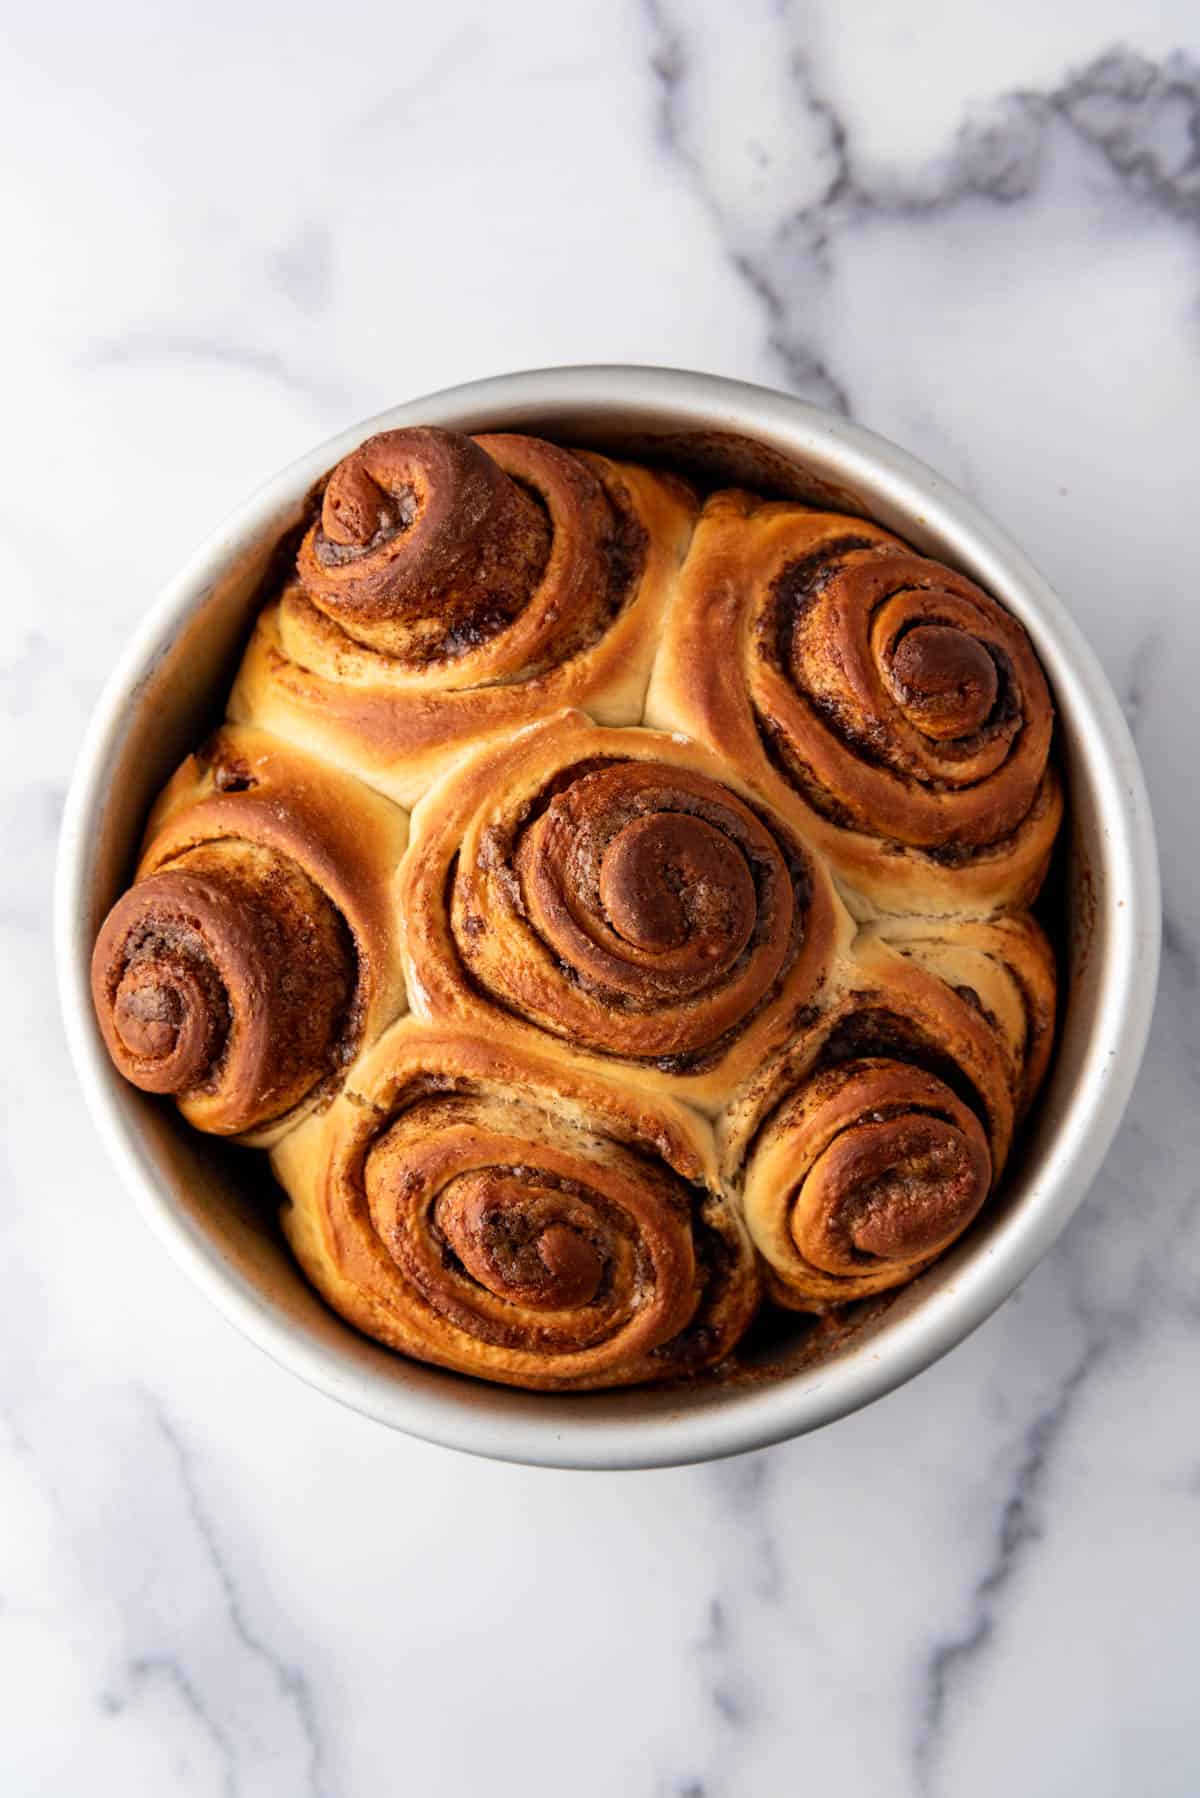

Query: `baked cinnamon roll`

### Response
(646, 493, 1062, 914)
(399, 708, 851, 1111)
(720, 926, 1050, 1309)
(230, 427, 697, 806)
(90, 726, 409, 1144)
(89, 421, 1066, 1393)
(272, 1020, 760, 1390)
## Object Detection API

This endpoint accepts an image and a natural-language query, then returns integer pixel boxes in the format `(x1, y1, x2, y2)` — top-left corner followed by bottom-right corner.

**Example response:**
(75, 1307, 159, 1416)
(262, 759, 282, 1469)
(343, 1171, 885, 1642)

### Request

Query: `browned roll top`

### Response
(503, 760, 793, 1034)
(721, 929, 1025, 1310)
(783, 1060, 991, 1263)
(92, 840, 355, 1136)
(362, 1090, 701, 1359)
(885, 623, 999, 738)
(296, 426, 552, 661)
(736, 1053, 995, 1310)
(272, 1024, 761, 1390)
(646, 496, 1062, 912)
(429, 1170, 607, 1313)
(774, 539, 1053, 849)
(231, 432, 697, 811)
(399, 713, 848, 1112)
(92, 423, 1065, 1393)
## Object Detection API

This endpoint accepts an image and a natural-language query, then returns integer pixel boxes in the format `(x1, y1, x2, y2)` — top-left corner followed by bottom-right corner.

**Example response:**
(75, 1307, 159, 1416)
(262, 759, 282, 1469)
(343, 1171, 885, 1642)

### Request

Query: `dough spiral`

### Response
(90, 727, 409, 1143)
(399, 709, 850, 1111)
(720, 931, 1033, 1308)
(646, 492, 1062, 914)
(91, 426, 1063, 1389)
(231, 427, 696, 806)
(272, 1021, 760, 1390)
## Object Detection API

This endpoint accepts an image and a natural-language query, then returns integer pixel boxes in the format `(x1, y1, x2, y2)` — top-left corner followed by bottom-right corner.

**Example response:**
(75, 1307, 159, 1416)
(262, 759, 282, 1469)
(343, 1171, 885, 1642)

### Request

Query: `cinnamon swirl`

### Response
(272, 1020, 760, 1389)
(90, 423, 1064, 1391)
(399, 709, 850, 1111)
(646, 493, 1062, 914)
(231, 427, 696, 806)
(91, 726, 408, 1143)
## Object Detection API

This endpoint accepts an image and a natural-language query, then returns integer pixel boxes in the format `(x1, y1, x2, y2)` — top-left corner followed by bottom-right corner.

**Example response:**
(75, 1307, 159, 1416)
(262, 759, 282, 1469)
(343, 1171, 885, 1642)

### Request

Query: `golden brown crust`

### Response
(295, 427, 552, 660)
(92, 844, 354, 1138)
(91, 725, 409, 1145)
(230, 433, 697, 807)
(271, 1018, 761, 1390)
(719, 929, 1042, 1309)
(865, 911, 1057, 1117)
(399, 709, 853, 1113)
(644, 490, 1062, 915)
(92, 427, 1065, 1389)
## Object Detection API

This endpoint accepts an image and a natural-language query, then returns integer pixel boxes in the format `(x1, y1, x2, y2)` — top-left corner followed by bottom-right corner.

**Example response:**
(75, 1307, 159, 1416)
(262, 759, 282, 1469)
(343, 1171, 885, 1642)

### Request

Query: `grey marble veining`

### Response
(3, 2, 1197, 1793)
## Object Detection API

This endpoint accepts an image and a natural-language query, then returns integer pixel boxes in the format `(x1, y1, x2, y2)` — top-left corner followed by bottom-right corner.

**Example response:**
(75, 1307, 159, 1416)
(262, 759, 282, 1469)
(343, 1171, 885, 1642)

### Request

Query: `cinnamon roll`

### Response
(645, 492, 1062, 915)
(272, 1020, 760, 1390)
(400, 709, 851, 1111)
(90, 726, 409, 1144)
(720, 928, 1044, 1309)
(230, 427, 697, 806)
(89, 420, 1067, 1393)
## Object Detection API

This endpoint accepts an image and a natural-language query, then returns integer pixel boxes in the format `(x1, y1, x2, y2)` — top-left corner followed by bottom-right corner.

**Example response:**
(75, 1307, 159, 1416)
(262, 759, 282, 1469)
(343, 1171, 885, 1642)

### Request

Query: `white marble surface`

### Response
(4, 1, 1197, 1790)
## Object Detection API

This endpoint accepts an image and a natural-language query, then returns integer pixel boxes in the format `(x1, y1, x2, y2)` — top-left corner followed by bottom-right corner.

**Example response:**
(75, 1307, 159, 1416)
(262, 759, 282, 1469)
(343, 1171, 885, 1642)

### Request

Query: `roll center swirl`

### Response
(885, 622, 999, 740)
(443, 747, 808, 1062)
(113, 963, 195, 1065)
(824, 1115, 989, 1260)
(100, 916, 231, 1095)
(320, 465, 420, 558)
(598, 813, 757, 958)
(297, 427, 553, 660)
(435, 1171, 606, 1311)
(91, 843, 355, 1133)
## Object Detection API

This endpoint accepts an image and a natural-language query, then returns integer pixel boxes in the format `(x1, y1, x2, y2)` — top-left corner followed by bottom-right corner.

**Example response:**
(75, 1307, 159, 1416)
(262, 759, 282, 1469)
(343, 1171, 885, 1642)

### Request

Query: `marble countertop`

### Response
(5, 2, 1196, 1791)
